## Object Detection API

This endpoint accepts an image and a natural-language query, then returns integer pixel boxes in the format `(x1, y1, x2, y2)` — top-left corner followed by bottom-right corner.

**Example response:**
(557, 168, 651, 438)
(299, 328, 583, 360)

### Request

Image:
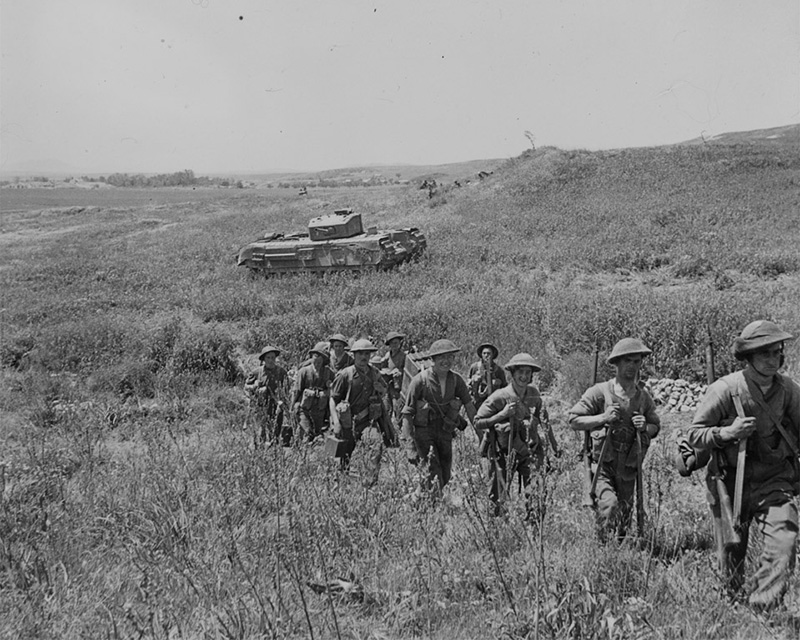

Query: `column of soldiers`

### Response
(245, 320, 799, 612)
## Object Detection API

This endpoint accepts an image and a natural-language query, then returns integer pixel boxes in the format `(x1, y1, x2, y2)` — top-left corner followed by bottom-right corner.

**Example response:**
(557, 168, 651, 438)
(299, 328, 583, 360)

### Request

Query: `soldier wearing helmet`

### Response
(402, 339, 477, 497)
(291, 341, 334, 442)
(330, 339, 388, 479)
(329, 333, 355, 373)
(474, 353, 546, 517)
(686, 320, 799, 609)
(244, 345, 290, 446)
(569, 338, 661, 541)
(378, 331, 408, 438)
(468, 342, 507, 409)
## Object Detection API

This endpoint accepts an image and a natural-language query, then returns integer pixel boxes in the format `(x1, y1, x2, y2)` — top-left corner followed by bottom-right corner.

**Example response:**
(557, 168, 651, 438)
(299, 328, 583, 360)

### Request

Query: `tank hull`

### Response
(237, 228, 426, 275)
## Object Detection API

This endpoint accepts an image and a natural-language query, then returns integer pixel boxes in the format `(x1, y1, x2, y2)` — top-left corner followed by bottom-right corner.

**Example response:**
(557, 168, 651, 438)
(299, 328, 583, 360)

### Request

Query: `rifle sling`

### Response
(743, 376, 799, 458)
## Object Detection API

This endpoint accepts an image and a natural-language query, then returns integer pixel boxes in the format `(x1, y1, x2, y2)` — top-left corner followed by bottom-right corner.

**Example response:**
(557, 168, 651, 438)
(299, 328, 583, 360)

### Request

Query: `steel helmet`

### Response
(328, 333, 349, 346)
(258, 345, 281, 359)
(427, 339, 460, 358)
(732, 320, 794, 360)
(309, 341, 330, 362)
(349, 338, 379, 353)
(476, 342, 499, 359)
(384, 331, 406, 345)
(607, 338, 652, 364)
(505, 353, 541, 372)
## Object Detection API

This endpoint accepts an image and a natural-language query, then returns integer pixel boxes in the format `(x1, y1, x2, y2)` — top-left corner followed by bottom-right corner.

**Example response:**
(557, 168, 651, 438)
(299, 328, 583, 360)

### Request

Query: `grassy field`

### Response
(1, 126, 799, 638)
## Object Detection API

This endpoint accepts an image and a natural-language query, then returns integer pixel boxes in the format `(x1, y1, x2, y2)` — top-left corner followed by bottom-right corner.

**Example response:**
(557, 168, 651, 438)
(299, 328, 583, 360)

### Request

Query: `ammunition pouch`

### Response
(414, 400, 431, 427)
(301, 388, 327, 411)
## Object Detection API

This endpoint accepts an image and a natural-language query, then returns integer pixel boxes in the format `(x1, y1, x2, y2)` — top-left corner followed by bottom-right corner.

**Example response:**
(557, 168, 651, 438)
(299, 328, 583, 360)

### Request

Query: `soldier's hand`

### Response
(632, 413, 646, 432)
(406, 445, 419, 465)
(723, 416, 757, 441)
(499, 401, 518, 420)
(603, 403, 621, 425)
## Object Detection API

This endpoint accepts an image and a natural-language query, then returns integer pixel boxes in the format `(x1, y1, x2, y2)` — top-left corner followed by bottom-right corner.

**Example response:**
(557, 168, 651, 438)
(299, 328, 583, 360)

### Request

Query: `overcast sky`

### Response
(1, 0, 797, 174)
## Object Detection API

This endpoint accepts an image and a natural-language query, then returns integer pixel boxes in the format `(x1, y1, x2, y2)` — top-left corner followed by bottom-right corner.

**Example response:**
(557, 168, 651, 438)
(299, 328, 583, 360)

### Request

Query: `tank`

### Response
(237, 208, 426, 275)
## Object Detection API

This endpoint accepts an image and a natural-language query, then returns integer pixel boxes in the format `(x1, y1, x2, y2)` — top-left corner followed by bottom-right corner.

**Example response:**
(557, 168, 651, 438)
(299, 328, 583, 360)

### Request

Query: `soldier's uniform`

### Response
(468, 343, 507, 408)
(474, 353, 545, 515)
(402, 340, 474, 494)
(379, 331, 407, 437)
(331, 339, 387, 480)
(292, 342, 334, 441)
(686, 321, 799, 609)
(244, 345, 289, 446)
(329, 333, 355, 373)
(569, 338, 660, 541)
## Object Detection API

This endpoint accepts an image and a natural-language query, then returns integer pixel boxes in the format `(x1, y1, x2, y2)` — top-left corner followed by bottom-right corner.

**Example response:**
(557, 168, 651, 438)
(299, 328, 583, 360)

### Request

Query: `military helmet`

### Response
(505, 352, 541, 372)
(258, 345, 280, 359)
(369, 353, 383, 366)
(476, 342, 499, 359)
(732, 320, 794, 360)
(427, 339, 460, 358)
(349, 338, 379, 353)
(328, 333, 349, 346)
(384, 331, 406, 345)
(309, 341, 330, 362)
(607, 338, 652, 364)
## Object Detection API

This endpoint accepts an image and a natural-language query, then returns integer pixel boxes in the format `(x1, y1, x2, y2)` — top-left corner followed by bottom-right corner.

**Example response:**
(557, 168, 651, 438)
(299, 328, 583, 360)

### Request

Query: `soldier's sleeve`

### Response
(401, 375, 422, 417)
(785, 376, 800, 434)
(568, 384, 604, 419)
(685, 379, 733, 450)
(330, 370, 348, 404)
(454, 373, 473, 406)
(474, 390, 504, 430)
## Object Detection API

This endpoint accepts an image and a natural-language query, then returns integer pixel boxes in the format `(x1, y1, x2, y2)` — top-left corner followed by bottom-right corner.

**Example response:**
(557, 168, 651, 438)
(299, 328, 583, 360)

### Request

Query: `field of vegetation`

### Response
(1, 126, 799, 638)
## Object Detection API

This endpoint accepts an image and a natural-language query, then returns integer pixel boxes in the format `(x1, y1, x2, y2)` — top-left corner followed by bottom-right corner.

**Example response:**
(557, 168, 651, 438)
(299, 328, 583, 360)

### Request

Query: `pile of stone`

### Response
(644, 378, 708, 413)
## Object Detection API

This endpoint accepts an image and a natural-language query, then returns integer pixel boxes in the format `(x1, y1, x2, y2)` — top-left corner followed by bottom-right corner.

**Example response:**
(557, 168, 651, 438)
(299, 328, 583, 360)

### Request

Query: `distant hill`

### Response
(679, 123, 799, 148)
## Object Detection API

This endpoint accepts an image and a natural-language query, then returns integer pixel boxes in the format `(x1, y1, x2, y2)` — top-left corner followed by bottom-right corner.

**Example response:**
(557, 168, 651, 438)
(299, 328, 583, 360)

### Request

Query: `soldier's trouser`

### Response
(594, 461, 636, 541)
(488, 435, 539, 514)
(708, 476, 798, 607)
(411, 426, 453, 496)
(299, 409, 326, 441)
(255, 404, 287, 445)
(338, 419, 384, 485)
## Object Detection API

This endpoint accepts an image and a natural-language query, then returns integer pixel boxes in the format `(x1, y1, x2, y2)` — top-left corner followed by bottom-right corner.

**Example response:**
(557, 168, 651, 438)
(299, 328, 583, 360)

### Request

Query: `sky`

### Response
(1, 0, 798, 174)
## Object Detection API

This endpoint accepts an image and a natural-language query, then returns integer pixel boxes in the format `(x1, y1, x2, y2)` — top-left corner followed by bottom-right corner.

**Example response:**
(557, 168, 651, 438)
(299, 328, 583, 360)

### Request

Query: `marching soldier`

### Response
(468, 342, 507, 409)
(569, 338, 660, 541)
(330, 339, 388, 481)
(379, 331, 407, 437)
(244, 345, 290, 446)
(402, 339, 477, 497)
(686, 320, 799, 609)
(292, 342, 334, 442)
(329, 333, 355, 373)
(474, 353, 546, 517)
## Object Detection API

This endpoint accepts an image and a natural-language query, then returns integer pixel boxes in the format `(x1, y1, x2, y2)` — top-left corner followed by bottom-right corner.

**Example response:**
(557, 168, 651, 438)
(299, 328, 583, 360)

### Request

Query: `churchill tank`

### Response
(237, 208, 426, 275)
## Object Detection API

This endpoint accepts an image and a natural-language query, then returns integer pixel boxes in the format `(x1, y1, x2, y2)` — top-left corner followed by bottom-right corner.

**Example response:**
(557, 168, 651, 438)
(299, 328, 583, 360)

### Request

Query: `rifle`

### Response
(541, 407, 560, 458)
(635, 428, 645, 533)
(730, 393, 747, 527)
(581, 346, 600, 507)
(706, 329, 741, 547)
